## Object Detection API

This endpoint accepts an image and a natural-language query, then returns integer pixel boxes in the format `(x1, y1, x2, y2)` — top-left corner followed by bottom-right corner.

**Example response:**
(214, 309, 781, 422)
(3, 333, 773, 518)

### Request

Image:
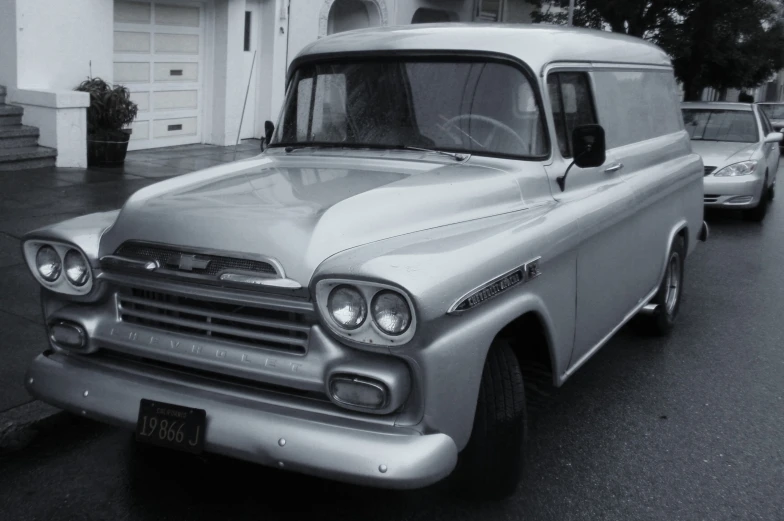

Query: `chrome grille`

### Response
(113, 242, 277, 276)
(704, 166, 716, 176)
(118, 288, 310, 354)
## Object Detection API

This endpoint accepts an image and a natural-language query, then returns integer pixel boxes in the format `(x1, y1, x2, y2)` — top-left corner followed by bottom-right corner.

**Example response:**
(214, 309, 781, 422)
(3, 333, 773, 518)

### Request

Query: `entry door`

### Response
(543, 70, 641, 366)
(113, 0, 205, 150)
(239, 0, 261, 140)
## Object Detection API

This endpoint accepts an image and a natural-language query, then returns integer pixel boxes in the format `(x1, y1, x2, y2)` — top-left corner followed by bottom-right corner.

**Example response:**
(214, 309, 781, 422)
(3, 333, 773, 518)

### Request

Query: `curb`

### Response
(0, 400, 67, 452)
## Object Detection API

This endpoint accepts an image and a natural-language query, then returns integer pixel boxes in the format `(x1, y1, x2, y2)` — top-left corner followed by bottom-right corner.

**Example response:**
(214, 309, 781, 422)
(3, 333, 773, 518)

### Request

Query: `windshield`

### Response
(682, 109, 759, 143)
(759, 104, 784, 120)
(271, 59, 547, 158)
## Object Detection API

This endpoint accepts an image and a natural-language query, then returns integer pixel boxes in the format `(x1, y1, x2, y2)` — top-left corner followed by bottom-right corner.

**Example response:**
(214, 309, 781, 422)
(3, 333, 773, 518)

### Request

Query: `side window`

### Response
(759, 110, 772, 136)
(547, 72, 597, 158)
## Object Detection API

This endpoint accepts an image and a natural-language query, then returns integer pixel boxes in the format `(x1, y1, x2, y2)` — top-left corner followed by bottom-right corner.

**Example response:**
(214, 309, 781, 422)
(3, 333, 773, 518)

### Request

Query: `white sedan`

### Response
(682, 102, 781, 222)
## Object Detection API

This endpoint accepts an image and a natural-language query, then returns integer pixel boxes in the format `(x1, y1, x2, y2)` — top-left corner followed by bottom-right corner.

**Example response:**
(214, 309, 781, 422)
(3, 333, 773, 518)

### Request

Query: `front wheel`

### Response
(641, 235, 685, 336)
(452, 339, 527, 500)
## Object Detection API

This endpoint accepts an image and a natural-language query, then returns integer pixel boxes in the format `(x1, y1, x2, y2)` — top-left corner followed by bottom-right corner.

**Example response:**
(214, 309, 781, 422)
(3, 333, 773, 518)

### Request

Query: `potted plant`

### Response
(75, 77, 138, 167)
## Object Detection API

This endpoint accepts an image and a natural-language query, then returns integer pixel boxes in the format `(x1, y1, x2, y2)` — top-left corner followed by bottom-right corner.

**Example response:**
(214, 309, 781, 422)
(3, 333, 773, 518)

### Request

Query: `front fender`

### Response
(21, 210, 120, 268)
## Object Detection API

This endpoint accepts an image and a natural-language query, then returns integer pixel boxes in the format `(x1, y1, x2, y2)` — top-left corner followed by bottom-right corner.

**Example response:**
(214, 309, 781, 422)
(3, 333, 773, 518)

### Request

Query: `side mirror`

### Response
(262, 120, 275, 150)
(764, 131, 783, 143)
(572, 124, 606, 168)
(556, 124, 607, 192)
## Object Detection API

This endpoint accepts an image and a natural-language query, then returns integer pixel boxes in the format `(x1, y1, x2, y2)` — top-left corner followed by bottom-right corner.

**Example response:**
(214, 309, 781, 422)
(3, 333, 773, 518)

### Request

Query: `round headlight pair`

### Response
(327, 285, 411, 335)
(35, 246, 89, 287)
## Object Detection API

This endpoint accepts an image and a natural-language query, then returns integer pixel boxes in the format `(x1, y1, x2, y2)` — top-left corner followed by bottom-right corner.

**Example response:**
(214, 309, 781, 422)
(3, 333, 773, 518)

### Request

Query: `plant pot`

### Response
(87, 130, 132, 167)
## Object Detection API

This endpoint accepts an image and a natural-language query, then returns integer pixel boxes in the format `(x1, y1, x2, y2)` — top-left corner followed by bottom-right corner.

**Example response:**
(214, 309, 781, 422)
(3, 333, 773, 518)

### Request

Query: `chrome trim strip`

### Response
(563, 285, 658, 380)
(447, 257, 542, 315)
(100, 255, 160, 271)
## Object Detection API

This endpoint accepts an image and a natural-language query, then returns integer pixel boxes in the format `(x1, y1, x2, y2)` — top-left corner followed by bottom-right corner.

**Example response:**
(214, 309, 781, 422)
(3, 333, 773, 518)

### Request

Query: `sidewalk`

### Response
(0, 140, 262, 418)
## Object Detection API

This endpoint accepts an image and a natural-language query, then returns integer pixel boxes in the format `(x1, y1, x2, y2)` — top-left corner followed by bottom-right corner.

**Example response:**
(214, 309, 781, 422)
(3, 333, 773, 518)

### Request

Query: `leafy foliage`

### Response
(525, 0, 784, 100)
(75, 77, 138, 136)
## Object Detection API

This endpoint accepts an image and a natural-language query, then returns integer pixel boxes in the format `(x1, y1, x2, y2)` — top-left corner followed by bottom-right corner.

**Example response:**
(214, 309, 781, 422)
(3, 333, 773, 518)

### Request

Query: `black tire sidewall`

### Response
(653, 236, 686, 333)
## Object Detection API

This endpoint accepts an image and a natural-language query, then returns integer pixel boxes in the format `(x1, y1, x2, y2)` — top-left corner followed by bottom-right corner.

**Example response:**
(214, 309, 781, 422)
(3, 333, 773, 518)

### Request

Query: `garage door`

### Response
(114, 1, 204, 150)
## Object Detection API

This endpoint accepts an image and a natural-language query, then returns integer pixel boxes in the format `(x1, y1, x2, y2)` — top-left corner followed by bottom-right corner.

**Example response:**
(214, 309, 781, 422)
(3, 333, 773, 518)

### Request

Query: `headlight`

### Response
(372, 291, 411, 335)
(713, 160, 758, 177)
(64, 249, 90, 286)
(36, 245, 61, 282)
(24, 241, 94, 295)
(327, 285, 367, 329)
(316, 279, 417, 346)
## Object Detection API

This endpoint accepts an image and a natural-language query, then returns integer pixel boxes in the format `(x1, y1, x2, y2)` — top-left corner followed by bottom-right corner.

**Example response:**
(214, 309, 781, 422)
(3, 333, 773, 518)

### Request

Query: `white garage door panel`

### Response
(155, 4, 200, 26)
(154, 62, 198, 82)
(115, 62, 150, 83)
(154, 117, 198, 138)
(130, 92, 150, 112)
(131, 121, 150, 140)
(115, 31, 151, 53)
(153, 90, 197, 110)
(115, 1, 151, 23)
(155, 33, 199, 54)
(114, 0, 204, 150)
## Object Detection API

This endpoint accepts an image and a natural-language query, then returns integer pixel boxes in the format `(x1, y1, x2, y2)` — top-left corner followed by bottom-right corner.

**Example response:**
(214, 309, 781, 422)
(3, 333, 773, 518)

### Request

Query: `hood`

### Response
(100, 153, 530, 285)
(689, 140, 758, 168)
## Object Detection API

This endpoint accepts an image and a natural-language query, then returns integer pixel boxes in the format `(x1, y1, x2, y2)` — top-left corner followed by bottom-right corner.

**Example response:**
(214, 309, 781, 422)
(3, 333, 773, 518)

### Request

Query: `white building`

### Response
(0, 0, 534, 168)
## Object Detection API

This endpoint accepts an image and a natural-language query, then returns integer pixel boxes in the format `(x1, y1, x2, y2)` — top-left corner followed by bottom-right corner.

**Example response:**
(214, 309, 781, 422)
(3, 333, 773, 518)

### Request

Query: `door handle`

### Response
(604, 162, 624, 173)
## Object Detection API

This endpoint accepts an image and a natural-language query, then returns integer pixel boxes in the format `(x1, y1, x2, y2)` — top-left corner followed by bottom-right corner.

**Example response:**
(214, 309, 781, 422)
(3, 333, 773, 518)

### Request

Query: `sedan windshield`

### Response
(759, 104, 784, 120)
(682, 109, 759, 143)
(271, 59, 547, 158)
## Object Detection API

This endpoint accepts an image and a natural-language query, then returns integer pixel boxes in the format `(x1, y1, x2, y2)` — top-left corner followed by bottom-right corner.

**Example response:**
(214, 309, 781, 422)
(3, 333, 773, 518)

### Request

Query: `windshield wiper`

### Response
(395, 145, 467, 162)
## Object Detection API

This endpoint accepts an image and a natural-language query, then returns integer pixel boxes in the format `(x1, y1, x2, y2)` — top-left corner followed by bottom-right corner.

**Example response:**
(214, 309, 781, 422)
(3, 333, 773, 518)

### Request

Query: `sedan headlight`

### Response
(64, 249, 90, 287)
(328, 285, 367, 330)
(316, 279, 417, 346)
(372, 291, 411, 335)
(36, 245, 61, 282)
(713, 160, 758, 177)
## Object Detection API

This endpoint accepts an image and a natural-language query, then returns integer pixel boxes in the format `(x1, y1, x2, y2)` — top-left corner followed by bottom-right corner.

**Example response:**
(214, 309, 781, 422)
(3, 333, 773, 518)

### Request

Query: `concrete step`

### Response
(0, 104, 23, 127)
(0, 125, 40, 149)
(0, 145, 57, 171)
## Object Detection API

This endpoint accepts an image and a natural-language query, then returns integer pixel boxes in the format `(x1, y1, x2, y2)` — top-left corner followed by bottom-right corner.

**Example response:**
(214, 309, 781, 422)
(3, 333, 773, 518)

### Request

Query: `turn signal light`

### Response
(329, 375, 388, 410)
(49, 321, 86, 350)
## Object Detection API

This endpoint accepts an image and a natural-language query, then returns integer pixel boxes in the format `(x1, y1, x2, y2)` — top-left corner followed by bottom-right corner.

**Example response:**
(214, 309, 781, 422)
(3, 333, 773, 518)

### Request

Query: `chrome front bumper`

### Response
(703, 174, 765, 208)
(25, 351, 458, 489)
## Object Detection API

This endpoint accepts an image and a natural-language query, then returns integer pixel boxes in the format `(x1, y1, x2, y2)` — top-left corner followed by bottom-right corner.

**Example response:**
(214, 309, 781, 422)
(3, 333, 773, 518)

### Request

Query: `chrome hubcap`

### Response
(664, 252, 681, 316)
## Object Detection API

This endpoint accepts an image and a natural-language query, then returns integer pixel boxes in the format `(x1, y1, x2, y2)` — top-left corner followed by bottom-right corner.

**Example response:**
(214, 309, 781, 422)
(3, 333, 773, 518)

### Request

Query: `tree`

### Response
(525, 0, 784, 100)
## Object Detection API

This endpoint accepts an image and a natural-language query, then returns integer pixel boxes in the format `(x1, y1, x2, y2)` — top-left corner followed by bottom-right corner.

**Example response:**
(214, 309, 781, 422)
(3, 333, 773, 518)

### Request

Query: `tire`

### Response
(452, 339, 527, 500)
(743, 188, 769, 222)
(641, 235, 685, 336)
(743, 173, 770, 222)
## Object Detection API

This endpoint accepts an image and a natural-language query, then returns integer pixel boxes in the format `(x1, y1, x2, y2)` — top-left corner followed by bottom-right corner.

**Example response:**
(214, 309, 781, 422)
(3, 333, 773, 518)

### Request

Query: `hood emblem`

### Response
(167, 254, 210, 271)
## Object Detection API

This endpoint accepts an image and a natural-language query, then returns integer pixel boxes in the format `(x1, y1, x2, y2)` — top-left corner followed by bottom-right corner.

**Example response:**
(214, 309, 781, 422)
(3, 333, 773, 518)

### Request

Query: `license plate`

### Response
(135, 399, 206, 454)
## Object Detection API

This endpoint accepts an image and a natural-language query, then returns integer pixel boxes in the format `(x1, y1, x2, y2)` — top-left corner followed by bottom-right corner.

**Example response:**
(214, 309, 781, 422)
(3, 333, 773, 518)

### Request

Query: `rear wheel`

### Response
(640, 235, 685, 336)
(452, 339, 527, 500)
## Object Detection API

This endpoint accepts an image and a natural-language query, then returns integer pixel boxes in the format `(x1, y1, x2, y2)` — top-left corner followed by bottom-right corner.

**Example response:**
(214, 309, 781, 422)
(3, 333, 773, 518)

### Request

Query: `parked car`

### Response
(22, 25, 707, 498)
(682, 102, 781, 222)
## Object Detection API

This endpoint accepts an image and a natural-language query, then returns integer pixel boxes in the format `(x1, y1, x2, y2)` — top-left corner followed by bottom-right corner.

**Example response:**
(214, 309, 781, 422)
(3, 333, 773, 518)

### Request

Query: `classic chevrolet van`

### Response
(22, 25, 706, 498)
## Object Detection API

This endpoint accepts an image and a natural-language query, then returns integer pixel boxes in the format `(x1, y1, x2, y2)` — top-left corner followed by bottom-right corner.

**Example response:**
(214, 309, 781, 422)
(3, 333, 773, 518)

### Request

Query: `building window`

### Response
(475, 0, 504, 22)
(244, 11, 251, 52)
(412, 8, 457, 23)
(328, 0, 382, 35)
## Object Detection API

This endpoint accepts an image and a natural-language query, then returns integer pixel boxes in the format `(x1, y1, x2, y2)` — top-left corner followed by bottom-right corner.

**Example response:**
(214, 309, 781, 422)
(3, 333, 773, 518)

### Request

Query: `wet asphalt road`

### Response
(2, 191, 784, 520)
